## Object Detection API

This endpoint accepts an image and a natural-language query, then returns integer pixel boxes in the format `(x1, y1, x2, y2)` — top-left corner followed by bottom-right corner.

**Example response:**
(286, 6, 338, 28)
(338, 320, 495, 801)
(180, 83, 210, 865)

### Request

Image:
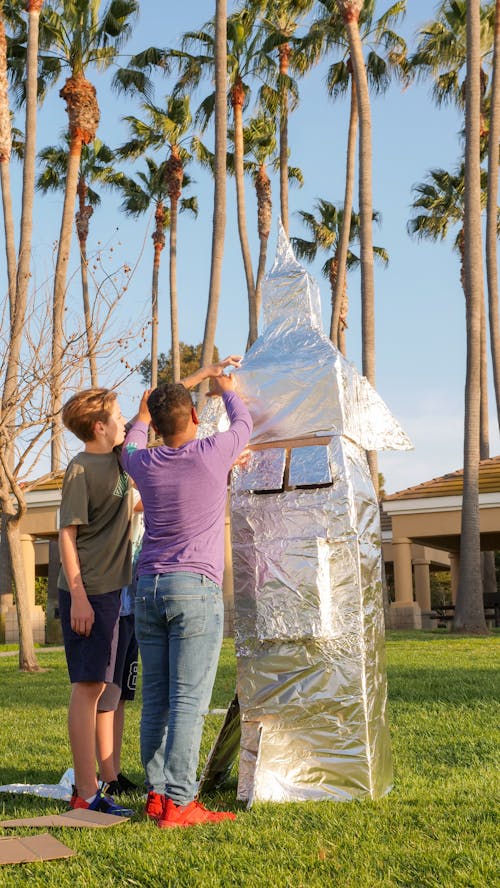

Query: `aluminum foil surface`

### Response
(200, 223, 411, 804)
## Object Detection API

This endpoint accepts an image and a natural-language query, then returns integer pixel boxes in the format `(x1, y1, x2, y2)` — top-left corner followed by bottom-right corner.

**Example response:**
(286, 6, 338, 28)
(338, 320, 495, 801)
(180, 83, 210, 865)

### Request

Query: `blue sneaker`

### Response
(70, 788, 135, 817)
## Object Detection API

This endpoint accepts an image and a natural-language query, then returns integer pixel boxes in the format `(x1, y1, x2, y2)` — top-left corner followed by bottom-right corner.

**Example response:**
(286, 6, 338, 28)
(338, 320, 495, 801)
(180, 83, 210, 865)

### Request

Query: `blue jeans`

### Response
(135, 572, 224, 805)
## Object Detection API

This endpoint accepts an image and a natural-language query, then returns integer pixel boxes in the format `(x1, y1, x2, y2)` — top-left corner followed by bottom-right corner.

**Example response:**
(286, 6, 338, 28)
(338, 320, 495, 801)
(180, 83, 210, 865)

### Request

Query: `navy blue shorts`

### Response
(58, 589, 121, 684)
(98, 614, 138, 710)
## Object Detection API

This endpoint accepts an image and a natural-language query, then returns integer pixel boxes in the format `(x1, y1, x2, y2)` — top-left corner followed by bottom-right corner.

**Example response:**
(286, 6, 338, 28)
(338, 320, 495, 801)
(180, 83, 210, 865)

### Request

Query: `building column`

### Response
(414, 556, 431, 612)
(449, 552, 460, 604)
(390, 537, 422, 629)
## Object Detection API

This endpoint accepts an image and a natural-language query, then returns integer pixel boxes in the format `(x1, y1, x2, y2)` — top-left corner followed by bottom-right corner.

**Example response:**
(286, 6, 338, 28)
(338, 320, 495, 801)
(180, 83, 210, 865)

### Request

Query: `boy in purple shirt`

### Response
(122, 359, 252, 828)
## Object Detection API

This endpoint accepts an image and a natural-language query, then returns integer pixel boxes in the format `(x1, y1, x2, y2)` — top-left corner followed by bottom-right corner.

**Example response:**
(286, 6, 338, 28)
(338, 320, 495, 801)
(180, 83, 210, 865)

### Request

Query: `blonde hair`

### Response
(62, 388, 117, 442)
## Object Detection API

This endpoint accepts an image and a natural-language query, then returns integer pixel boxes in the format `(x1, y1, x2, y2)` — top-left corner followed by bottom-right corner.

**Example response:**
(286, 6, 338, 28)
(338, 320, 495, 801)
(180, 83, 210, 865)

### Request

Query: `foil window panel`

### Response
(289, 446, 332, 487)
(234, 448, 286, 493)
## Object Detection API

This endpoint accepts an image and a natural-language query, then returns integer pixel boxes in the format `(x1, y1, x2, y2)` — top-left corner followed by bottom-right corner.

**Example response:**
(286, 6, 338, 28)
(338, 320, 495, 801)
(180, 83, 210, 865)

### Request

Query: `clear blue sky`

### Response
(5, 0, 500, 493)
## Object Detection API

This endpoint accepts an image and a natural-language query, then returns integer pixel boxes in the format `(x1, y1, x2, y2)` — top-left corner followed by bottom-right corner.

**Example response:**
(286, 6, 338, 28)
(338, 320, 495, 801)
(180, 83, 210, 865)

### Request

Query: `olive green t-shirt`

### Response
(57, 450, 132, 596)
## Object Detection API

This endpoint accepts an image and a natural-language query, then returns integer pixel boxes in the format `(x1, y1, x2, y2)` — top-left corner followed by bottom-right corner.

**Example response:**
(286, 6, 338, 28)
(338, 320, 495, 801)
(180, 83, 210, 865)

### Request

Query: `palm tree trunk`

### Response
(51, 73, 100, 470)
(200, 0, 227, 409)
(0, 15, 17, 600)
(486, 0, 500, 431)
(0, 1, 43, 655)
(51, 140, 83, 471)
(337, 1, 378, 495)
(454, 0, 487, 634)
(0, 16, 16, 319)
(480, 299, 489, 458)
(76, 177, 98, 385)
(479, 299, 497, 619)
(166, 147, 183, 383)
(151, 202, 165, 390)
(232, 78, 257, 347)
(169, 194, 180, 382)
(7, 0, 41, 413)
(249, 162, 271, 348)
(331, 69, 357, 347)
(278, 42, 290, 236)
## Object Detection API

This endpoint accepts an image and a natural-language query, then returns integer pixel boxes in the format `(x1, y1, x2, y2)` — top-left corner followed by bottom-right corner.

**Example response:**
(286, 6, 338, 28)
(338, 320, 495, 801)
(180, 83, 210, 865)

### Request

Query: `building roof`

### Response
(384, 456, 500, 502)
(20, 472, 64, 492)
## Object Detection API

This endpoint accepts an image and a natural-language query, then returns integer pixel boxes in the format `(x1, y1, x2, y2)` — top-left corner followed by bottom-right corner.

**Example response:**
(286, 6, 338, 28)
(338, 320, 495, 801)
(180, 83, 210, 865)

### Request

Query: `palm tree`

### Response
(301, 0, 408, 349)
(253, 0, 314, 236)
(40, 0, 138, 470)
(37, 137, 116, 385)
(332, 0, 383, 493)
(0, 0, 45, 672)
(486, 0, 500, 429)
(117, 95, 196, 383)
(292, 199, 388, 355)
(241, 114, 301, 343)
(411, 0, 495, 113)
(455, 0, 487, 633)
(111, 157, 197, 389)
(412, 0, 500, 427)
(408, 163, 496, 633)
(200, 0, 227, 407)
(194, 114, 302, 346)
(0, 6, 16, 319)
(174, 8, 275, 352)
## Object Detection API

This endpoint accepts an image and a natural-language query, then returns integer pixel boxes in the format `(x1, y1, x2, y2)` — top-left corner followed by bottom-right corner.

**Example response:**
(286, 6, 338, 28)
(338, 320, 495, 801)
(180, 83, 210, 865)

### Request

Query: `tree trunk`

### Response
(6, 1, 41, 424)
(151, 201, 165, 390)
(486, 0, 500, 431)
(166, 147, 183, 383)
(454, 0, 487, 634)
(0, 2, 42, 643)
(479, 299, 497, 620)
(76, 177, 98, 386)
(232, 78, 257, 349)
(337, 2, 378, 496)
(249, 162, 271, 348)
(51, 139, 83, 470)
(0, 466, 39, 671)
(278, 42, 290, 236)
(169, 193, 180, 382)
(200, 0, 227, 409)
(0, 15, 16, 318)
(51, 74, 100, 471)
(6, 517, 40, 671)
(0, 17, 17, 600)
(331, 69, 357, 347)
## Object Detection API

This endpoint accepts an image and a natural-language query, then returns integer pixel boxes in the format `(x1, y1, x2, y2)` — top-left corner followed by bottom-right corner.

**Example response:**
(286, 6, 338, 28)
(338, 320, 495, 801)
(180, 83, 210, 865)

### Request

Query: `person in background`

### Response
(96, 490, 144, 796)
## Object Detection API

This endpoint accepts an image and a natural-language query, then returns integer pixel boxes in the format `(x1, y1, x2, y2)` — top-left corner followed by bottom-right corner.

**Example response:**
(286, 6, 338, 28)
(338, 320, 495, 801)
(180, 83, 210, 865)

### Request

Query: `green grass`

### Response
(0, 633, 498, 887)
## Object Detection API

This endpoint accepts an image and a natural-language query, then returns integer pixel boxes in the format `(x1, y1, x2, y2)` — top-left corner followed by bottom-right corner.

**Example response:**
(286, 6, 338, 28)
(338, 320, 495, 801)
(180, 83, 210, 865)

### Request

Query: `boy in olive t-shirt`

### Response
(57, 388, 135, 816)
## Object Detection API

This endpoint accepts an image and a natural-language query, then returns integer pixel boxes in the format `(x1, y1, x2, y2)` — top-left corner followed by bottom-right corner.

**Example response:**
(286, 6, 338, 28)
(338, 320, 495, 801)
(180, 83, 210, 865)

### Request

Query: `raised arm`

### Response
(181, 355, 242, 390)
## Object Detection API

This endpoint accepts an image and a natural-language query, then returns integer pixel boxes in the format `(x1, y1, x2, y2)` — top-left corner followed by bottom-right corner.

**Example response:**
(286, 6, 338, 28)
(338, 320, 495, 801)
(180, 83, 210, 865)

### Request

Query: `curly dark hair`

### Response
(147, 384, 194, 438)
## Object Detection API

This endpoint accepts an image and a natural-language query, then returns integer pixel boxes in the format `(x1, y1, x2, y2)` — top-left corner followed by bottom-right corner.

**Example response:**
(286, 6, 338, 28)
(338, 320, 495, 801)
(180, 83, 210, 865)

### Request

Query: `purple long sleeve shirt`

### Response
(121, 390, 252, 586)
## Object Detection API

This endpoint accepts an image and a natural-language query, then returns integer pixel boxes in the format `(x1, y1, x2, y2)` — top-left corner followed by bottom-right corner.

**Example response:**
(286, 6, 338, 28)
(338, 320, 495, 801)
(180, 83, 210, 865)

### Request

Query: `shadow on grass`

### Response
(387, 666, 499, 703)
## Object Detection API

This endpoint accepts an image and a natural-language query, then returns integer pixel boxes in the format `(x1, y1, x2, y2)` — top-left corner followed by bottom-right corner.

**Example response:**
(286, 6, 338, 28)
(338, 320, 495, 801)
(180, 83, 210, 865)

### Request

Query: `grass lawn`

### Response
(0, 631, 498, 887)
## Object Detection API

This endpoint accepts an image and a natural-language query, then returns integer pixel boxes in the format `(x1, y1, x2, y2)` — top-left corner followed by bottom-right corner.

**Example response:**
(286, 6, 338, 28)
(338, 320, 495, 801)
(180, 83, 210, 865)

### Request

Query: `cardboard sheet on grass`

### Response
(0, 809, 129, 866)
(0, 808, 130, 829)
(0, 834, 76, 865)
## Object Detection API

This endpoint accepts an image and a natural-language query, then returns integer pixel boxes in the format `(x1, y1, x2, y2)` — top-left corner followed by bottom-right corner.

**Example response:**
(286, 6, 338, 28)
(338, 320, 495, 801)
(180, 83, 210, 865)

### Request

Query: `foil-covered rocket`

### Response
(200, 224, 412, 805)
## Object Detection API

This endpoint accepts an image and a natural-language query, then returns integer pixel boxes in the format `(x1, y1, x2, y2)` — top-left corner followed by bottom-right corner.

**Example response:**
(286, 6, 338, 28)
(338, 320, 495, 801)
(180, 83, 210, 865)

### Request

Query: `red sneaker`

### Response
(70, 791, 88, 810)
(158, 798, 236, 829)
(145, 790, 165, 822)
